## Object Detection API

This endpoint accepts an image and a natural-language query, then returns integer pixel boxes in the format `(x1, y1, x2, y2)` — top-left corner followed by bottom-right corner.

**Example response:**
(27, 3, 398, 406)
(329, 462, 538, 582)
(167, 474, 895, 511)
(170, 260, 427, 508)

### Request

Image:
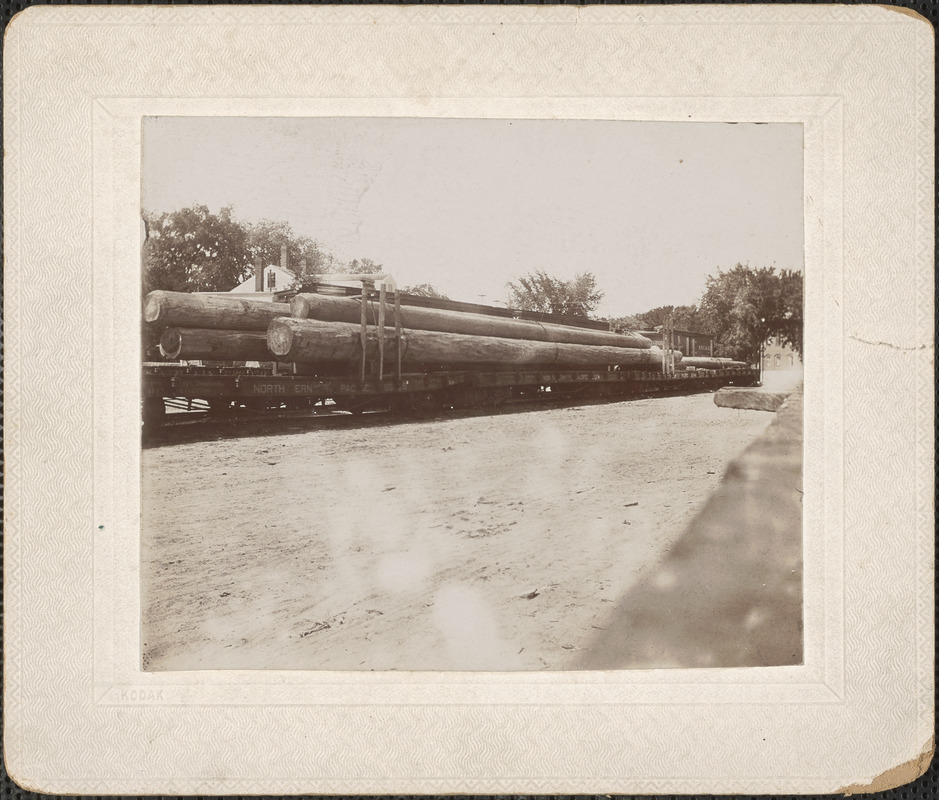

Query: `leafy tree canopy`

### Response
(142, 205, 252, 294)
(507, 270, 604, 318)
(604, 315, 647, 333)
(143, 206, 384, 294)
(698, 264, 803, 361)
(633, 304, 705, 333)
(402, 283, 449, 300)
(246, 219, 327, 276)
(346, 258, 384, 275)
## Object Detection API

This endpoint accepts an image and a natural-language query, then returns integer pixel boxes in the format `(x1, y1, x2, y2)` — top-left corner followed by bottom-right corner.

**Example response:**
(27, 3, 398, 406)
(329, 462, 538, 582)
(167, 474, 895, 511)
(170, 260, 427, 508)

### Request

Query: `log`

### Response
(268, 318, 678, 369)
(682, 357, 748, 370)
(144, 291, 291, 331)
(290, 293, 652, 349)
(159, 328, 272, 362)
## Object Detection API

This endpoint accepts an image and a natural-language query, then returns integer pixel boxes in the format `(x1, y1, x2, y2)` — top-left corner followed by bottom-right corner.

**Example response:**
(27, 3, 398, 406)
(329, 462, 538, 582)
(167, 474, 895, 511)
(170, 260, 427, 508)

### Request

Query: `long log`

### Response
(160, 328, 272, 362)
(269, 318, 678, 369)
(145, 291, 291, 331)
(682, 357, 748, 369)
(290, 293, 652, 350)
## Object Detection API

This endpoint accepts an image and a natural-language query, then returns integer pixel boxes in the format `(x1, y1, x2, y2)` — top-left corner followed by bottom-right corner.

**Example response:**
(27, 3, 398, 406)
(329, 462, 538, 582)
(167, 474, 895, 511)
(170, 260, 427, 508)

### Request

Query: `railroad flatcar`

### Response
(142, 278, 759, 429)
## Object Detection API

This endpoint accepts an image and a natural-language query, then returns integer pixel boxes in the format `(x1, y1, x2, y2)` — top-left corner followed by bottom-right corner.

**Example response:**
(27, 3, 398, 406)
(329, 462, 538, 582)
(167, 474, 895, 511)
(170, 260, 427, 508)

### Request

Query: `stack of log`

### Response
(636, 331, 747, 371)
(145, 289, 679, 370)
(290, 294, 652, 349)
(144, 291, 289, 362)
(278, 293, 667, 369)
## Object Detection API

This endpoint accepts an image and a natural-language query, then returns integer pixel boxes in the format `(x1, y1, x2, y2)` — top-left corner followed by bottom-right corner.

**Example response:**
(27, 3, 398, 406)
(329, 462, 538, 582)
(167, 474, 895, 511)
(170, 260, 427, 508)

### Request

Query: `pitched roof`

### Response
(230, 265, 295, 294)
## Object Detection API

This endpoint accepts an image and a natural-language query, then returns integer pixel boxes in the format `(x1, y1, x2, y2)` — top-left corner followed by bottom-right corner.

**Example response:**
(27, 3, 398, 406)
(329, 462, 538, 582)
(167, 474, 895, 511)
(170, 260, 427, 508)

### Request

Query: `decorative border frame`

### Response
(4, 6, 933, 794)
(95, 95, 841, 710)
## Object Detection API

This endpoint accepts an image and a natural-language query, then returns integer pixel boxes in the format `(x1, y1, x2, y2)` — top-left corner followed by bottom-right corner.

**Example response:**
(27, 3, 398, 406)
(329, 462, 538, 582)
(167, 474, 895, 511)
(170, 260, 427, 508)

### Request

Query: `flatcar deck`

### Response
(142, 362, 760, 429)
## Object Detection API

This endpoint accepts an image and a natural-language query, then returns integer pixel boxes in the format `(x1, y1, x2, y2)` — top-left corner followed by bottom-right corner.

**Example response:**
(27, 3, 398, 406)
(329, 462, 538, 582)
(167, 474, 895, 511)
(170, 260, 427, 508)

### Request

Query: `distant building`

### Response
(673, 330, 715, 358)
(637, 328, 715, 357)
(763, 336, 801, 371)
(230, 265, 295, 295)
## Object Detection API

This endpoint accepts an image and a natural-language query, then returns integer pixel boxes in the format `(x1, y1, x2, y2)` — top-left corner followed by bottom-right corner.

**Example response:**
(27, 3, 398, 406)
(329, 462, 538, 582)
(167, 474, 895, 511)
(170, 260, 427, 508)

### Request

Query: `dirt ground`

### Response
(580, 378, 804, 669)
(141, 387, 790, 671)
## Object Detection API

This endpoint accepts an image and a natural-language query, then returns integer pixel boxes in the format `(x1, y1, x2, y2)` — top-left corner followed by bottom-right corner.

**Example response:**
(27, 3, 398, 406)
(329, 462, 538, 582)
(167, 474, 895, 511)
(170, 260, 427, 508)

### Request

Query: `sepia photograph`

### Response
(140, 116, 804, 672)
(4, 5, 933, 794)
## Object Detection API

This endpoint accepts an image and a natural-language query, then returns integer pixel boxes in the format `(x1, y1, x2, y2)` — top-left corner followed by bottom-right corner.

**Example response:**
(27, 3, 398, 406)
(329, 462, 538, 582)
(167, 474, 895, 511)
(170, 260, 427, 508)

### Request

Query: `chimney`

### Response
(299, 259, 308, 276)
(254, 256, 263, 292)
(280, 244, 288, 271)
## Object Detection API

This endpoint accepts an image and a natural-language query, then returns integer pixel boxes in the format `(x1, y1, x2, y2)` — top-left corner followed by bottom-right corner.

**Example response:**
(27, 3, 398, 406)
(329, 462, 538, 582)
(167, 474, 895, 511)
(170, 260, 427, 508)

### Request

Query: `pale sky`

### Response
(142, 117, 803, 317)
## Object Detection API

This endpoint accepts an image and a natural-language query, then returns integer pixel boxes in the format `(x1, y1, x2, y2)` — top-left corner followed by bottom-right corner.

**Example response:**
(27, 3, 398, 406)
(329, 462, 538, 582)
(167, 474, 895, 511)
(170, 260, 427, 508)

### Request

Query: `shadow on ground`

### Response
(579, 385, 803, 669)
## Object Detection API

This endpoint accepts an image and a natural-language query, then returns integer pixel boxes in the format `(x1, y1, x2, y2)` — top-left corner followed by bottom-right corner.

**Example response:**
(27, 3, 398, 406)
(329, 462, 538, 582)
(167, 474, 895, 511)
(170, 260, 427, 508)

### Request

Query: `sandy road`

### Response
(142, 391, 776, 671)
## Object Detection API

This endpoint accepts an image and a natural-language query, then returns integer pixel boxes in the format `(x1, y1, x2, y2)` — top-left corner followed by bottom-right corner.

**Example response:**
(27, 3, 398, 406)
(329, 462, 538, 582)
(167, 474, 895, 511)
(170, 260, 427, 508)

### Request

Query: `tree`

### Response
(604, 315, 647, 333)
(698, 264, 803, 362)
(507, 270, 604, 318)
(246, 219, 327, 277)
(775, 268, 804, 355)
(347, 258, 384, 275)
(402, 283, 449, 300)
(296, 256, 384, 291)
(635, 304, 705, 332)
(143, 205, 252, 294)
(143, 206, 387, 295)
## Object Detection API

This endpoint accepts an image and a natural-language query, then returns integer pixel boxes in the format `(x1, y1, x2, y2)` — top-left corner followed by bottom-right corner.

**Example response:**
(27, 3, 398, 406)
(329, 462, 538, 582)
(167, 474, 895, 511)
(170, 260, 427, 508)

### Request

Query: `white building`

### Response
(229, 264, 295, 296)
(762, 336, 802, 371)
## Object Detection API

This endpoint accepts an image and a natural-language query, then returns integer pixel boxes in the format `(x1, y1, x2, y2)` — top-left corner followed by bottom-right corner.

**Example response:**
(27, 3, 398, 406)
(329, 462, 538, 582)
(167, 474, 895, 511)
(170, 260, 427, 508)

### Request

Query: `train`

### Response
(141, 276, 760, 429)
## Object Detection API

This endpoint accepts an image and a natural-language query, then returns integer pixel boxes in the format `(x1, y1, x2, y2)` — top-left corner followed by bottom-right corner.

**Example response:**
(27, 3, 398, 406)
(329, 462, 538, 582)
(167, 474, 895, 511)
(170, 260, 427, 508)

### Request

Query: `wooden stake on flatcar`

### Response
(359, 281, 370, 380)
(378, 281, 387, 380)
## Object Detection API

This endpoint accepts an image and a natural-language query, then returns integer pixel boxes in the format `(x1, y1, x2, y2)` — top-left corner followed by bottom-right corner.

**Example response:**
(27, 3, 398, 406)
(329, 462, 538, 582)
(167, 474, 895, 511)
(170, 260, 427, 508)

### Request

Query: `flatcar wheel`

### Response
(207, 398, 232, 416)
(335, 396, 376, 415)
(463, 387, 490, 410)
(142, 397, 166, 429)
(390, 395, 411, 416)
(413, 392, 445, 414)
(483, 386, 511, 409)
(334, 398, 362, 415)
(445, 387, 469, 410)
(463, 387, 484, 410)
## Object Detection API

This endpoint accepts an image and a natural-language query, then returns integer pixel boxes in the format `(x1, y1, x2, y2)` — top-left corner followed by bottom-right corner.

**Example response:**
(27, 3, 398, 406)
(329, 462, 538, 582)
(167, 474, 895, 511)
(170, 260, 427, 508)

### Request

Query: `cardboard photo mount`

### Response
(3, 5, 934, 794)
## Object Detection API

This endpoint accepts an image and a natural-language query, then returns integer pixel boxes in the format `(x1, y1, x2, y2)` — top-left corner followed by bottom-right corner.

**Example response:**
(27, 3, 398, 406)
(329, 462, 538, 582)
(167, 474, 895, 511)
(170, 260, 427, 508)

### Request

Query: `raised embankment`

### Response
(580, 385, 803, 668)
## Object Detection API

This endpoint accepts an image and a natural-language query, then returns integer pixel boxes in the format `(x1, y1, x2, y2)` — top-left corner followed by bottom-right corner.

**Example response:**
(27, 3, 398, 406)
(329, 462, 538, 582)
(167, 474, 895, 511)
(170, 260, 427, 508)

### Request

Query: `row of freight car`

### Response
(142, 285, 757, 426)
